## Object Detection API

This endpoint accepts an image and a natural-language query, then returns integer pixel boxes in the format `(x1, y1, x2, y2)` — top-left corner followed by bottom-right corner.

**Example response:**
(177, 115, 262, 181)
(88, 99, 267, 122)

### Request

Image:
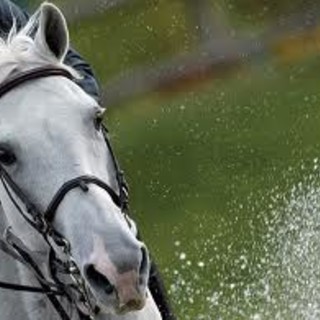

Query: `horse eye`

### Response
(94, 112, 104, 130)
(0, 148, 16, 166)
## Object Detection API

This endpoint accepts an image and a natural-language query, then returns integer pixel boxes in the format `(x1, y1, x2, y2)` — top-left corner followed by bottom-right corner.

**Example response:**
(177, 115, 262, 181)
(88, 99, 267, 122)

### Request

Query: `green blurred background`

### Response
(16, 1, 320, 318)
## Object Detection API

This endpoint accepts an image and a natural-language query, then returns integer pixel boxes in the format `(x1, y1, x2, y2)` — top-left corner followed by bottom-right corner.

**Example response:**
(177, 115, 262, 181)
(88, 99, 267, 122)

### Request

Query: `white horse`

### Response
(0, 3, 162, 320)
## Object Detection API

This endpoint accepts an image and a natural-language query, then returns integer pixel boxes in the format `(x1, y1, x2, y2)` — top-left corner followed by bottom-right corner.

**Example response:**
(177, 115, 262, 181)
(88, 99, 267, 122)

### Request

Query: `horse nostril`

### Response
(85, 265, 114, 295)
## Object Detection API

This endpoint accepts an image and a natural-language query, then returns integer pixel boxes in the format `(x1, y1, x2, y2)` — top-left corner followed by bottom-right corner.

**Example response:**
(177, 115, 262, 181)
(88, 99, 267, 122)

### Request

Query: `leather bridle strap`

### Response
(45, 175, 123, 223)
(4, 228, 71, 320)
(0, 167, 45, 231)
(0, 233, 60, 295)
(0, 66, 73, 99)
(101, 124, 129, 212)
(0, 280, 62, 294)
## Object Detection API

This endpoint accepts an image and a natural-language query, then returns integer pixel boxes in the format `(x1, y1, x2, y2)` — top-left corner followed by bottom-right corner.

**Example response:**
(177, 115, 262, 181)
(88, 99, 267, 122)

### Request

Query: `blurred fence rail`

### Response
(26, 0, 320, 107)
(28, 0, 129, 20)
(102, 2, 320, 107)
(102, 38, 264, 107)
(60, 0, 129, 22)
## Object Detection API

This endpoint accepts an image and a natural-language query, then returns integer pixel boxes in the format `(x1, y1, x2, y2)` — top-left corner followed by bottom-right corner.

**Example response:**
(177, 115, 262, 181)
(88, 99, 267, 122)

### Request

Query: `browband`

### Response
(0, 66, 74, 99)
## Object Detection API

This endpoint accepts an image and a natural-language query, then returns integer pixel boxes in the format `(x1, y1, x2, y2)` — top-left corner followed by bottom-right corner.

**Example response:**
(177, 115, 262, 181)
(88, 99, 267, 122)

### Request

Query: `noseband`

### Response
(0, 66, 130, 320)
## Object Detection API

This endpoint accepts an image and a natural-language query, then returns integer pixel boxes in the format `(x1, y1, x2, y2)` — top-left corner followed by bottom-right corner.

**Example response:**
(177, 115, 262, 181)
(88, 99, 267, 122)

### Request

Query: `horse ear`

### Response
(35, 3, 69, 61)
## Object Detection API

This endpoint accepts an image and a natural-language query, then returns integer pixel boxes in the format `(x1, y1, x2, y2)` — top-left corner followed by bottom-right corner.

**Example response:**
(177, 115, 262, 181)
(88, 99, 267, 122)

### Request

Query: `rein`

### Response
(0, 66, 130, 320)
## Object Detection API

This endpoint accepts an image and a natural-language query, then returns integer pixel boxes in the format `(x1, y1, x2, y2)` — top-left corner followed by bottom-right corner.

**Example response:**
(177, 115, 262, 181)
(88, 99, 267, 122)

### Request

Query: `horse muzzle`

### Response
(83, 235, 149, 313)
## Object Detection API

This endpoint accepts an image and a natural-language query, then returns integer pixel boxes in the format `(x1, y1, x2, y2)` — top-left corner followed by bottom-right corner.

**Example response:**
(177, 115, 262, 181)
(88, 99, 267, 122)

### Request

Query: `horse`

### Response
(0, 3, 162, 320)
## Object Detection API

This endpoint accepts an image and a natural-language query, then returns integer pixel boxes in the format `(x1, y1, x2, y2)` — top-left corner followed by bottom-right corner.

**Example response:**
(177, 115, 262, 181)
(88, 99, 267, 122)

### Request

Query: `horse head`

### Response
(0, 3, 153, 316)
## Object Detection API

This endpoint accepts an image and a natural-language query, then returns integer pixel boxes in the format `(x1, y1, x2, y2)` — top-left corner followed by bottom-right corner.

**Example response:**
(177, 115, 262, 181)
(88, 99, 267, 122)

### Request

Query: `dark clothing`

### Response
(0, 0, 100, 101)
(149, 260, 177, 319)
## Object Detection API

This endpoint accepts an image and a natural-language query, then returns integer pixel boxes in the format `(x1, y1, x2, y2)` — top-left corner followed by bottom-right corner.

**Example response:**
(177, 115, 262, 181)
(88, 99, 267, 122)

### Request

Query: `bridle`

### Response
(0, 66, 130, 320)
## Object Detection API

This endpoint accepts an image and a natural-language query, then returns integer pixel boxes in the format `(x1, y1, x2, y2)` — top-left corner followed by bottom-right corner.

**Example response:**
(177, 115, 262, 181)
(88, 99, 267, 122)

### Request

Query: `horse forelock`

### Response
(0, 13, 78, 84)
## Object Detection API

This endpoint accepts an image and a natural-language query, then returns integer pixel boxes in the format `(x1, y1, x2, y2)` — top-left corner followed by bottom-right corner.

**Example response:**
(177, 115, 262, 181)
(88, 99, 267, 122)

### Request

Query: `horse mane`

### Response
(0, 12, 78, 84)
